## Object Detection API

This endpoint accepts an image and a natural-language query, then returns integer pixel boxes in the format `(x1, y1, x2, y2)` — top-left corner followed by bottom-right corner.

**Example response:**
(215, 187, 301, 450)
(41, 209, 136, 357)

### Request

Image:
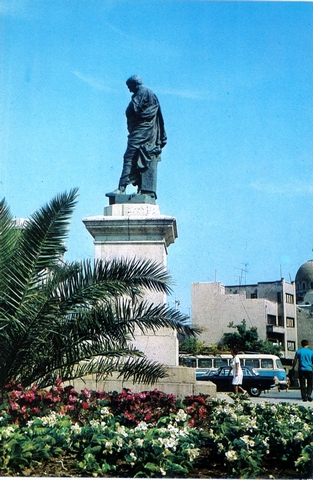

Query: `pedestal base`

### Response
(83, 202, 179, 366)
(69, 367, 217, 399)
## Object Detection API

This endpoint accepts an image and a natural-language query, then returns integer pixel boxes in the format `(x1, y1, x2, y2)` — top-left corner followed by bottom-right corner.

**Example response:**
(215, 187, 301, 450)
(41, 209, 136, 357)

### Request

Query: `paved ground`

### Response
(217, 388, 313, 407)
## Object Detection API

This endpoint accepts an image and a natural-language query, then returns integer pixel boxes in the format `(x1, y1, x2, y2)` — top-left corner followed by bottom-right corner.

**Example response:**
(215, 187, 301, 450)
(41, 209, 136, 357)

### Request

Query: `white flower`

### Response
(167, 424, 179, 435)
(175, 409, 187, 422)
(160, 467, 166, 476)
(135, 438, 144, 447)
(187, 447, 200, 461)
(100, 407, 111, 416)
(40, 411, 59, 427)
(129, 452, 137, 461)
(240, 435, 255, 448)
(262, 437, 269, 447)
(104, 441, 113, 453)
(116, 424, 128, 437)
(135, 421, 148, 431)
(217, 443, 224, 453)
(116, 436, 123, 447)
(90, 419, 99, 428)
(294, 431, 304, 442)
(3, 426, 15, 438)
(225, 450, 238, 462)
(71, 423, 81, 434)
(164, 437, 177, 450)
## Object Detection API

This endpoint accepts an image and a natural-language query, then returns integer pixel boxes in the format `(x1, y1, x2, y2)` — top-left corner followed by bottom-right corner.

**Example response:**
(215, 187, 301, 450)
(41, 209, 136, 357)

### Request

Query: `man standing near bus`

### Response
(292, 340, 313, 402)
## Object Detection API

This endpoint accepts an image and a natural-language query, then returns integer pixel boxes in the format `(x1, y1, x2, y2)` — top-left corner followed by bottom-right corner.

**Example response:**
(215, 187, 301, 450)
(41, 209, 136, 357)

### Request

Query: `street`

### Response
(217, 388, 313, 407)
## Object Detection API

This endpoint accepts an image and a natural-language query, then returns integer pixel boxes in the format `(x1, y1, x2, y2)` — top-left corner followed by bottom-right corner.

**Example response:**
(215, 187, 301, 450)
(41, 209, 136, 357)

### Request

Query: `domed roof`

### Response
(295, 260, 313, 285)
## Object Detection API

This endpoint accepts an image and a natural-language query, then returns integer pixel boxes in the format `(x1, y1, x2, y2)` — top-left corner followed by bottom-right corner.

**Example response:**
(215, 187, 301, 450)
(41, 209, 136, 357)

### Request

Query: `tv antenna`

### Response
(234, 263, 249, 286)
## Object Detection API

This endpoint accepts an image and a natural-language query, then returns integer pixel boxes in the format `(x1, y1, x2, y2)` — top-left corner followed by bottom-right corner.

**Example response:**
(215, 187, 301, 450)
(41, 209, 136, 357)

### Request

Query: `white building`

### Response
(191, 279, 297, 360)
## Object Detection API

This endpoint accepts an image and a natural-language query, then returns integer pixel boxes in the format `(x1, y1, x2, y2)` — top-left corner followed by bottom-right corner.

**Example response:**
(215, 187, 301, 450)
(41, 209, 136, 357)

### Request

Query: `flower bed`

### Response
(0, 381, 312, 478)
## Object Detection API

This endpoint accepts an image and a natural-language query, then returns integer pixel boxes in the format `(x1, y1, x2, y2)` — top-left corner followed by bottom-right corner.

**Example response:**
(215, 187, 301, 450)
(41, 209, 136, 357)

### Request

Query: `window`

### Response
(287, 341, 296, 351)
(285, 293, 294, 304)
(278, 316, 284, 327)
(277, 292, 282, 303)
(261, 359, 273, 369)
(214, 358, 229, 368)
(180, 358, 196, 368)
(245, 359, 260, 368)
(198, 358, 212, 368)
(250, 293, 257, 299)
(267, 314, 276, 326)
(286, 317, 295, 328)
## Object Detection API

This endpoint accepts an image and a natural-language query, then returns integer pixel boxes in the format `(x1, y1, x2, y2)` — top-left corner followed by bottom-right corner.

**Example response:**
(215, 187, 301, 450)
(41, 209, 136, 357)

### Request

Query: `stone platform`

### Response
(81, 194, 216, 397)
(70, 367, 216, 399)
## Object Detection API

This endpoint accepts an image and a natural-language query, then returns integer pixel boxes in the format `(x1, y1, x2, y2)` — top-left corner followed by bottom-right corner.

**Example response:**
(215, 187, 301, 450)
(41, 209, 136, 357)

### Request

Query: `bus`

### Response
(179, 353, 287, 381)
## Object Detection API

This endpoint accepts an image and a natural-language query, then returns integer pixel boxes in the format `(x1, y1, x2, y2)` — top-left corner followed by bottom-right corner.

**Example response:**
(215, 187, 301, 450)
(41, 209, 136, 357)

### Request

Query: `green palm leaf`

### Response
(0, 190, 198, 391)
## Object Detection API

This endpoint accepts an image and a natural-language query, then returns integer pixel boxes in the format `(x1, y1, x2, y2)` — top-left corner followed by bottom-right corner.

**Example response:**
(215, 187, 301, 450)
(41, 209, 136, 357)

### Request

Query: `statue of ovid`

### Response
(107, 75, 167, 199)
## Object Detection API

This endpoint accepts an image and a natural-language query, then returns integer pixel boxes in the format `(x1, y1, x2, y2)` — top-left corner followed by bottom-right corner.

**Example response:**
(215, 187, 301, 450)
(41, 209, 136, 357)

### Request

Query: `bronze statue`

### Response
(107, 76, 167, 199)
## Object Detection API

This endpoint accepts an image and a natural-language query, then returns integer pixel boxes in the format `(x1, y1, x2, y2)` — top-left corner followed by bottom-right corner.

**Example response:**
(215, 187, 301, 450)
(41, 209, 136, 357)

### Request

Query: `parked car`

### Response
(195, 368, 218, 379)
(197, 365, 276, 397)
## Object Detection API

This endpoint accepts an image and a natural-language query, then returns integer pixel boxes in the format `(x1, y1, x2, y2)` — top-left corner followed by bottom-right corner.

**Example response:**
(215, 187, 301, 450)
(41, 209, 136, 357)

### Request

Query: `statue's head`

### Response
(126, 75, 143, 92)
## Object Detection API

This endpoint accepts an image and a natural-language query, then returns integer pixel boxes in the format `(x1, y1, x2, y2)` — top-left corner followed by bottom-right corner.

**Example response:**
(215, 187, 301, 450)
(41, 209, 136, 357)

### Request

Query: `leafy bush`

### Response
(0, 382, 207, 477)
(206, 395, 313, 478)
(0, 381, 313, 478)
(0, 380, 212, 429)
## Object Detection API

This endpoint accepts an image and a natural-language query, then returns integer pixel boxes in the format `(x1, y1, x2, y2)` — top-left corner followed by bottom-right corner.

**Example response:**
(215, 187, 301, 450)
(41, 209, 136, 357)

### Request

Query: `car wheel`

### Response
(249, 386, 262, 397)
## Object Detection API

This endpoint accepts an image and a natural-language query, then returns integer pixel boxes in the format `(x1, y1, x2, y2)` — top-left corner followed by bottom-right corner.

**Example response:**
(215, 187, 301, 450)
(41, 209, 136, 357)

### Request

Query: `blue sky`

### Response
(1, 0, 313, 315)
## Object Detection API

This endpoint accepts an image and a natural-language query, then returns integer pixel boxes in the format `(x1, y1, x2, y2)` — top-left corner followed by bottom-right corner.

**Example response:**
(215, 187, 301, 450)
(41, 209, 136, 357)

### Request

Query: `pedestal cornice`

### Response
(83, 214, 177, 248)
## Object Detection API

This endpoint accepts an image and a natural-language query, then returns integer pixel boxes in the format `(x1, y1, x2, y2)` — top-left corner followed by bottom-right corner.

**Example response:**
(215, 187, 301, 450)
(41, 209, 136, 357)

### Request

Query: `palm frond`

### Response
(4, 189, 78, 314)
(0, 190, 194, 392)
(0, 199, 20, 295)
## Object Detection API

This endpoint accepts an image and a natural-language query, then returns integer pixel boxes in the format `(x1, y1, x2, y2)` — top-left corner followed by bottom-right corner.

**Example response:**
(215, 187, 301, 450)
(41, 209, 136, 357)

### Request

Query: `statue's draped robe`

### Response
(119, 86, 167, 198)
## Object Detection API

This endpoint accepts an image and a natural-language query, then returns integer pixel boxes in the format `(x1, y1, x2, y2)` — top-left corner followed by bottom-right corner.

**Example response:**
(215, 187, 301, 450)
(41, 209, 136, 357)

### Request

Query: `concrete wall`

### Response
(192, 282, 274, 344)
(191, 280, 298, 359)
(69, 367, 217, 399)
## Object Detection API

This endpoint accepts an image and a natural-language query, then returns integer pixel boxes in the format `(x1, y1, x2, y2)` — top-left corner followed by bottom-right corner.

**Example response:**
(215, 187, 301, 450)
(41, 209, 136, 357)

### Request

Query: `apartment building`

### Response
(191, 278, 297, 360)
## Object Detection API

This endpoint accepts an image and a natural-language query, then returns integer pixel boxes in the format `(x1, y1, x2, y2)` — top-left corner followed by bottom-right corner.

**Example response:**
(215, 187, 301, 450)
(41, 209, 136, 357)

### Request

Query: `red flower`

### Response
(9, 390, 22, 400)
(124, 411, 135, 420)
(22, 391, 36, 402)
(9, 401, 20, 411)
(189, 418, 195, 427)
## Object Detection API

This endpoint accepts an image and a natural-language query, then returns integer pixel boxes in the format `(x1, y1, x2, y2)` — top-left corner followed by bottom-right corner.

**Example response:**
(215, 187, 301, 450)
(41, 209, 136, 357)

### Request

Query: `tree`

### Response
(0, 189, 198, 391)
(219, 320, 282, 356)
(179, 338, 206, 355)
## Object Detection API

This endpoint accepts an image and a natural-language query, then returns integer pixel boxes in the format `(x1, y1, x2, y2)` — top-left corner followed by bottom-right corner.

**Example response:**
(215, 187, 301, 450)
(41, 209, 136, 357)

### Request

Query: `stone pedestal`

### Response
(81, 196, 216, 399)
(83, 200, 179, 366)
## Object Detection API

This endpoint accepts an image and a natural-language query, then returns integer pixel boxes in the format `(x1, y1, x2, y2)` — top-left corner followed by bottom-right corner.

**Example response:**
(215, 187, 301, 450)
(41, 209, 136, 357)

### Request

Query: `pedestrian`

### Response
(230, 347, 246, 394)
(292, 339, 313, 402)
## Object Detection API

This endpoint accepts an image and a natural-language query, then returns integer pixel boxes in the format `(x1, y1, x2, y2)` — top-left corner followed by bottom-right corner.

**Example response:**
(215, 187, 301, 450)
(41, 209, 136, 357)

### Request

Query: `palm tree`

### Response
(0, 189, 197, 391)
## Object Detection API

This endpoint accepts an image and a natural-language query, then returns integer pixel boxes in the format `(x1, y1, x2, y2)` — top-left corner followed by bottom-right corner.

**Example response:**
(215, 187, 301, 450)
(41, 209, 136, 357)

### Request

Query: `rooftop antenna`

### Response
(234, 263, 249, 287)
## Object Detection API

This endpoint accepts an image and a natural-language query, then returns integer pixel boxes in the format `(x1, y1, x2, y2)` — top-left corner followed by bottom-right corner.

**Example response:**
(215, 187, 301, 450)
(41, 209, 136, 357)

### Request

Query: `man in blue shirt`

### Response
(292, 340, 313, 401)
